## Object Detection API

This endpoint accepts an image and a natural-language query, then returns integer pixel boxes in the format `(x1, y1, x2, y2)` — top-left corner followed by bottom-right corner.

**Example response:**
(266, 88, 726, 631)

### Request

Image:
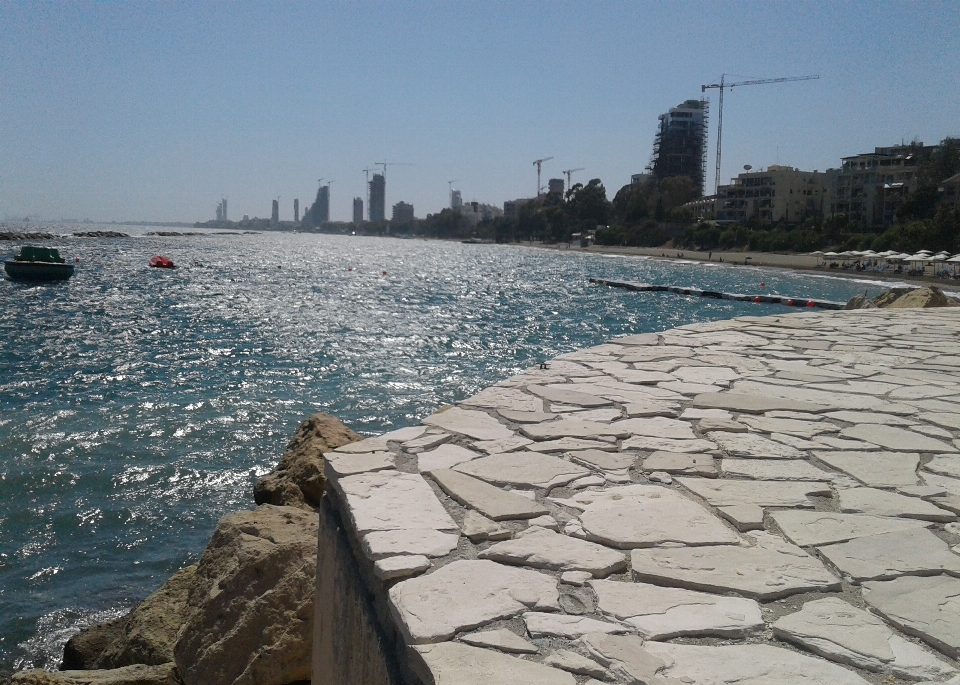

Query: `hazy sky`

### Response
(2, 2, 958, 223)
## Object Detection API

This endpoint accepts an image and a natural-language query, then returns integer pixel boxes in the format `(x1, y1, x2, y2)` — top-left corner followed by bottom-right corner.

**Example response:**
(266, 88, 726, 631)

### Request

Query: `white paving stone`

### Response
(388, 559, 559, 644)
(568, 448, 636, 473)
(526, 515, 560, 531)
(591, 579, 763, 639)
(560, 570, 592, 586)
(334, 436, 389, 453)
(520, 418, 628, 441)
(813, 450, 920, 487)
(527, 384, 612, 407)
(522, 612, 632, 639)
(422, 406, 515, 441)
(717, 504, 765, 531)
(620, 435, 718, 453)
(678, 477, 829, 507)
(459, 628, 538, 654)
(720, 458, 833, 481)
(925, 454, 960, 479)
(454, 452, 589, 489)
(460, 510, 511, 542)
(825, 410, 915, 425)
(527, 437, 616, 452)
(770, 510, 930, 547)
(381, 425, 428, 442)
(841, 424, 957, 452)
(542, 650, 609, 679)
(471, 435, 533, 453)
(412, 642, 574, 685)
(772, 597, 957, 681)
(323, 451, 396, 482)
(864, 574, 960, 659)
(430, 469, 548, 521)
(610, 416, 698, 439)
(374, 554, 431, 580)
(818, 528, 960, 581)
(631, 531, 841, 600)
(641, 451, 717, 477)
(740, 416, 838, 437)
(362, 529, 461, 560)
(711, 431, 807, 459)
(838, 487, 956, 522)
(336, 471, 458, 536)
(693, 391, 829, 413)
(462, 386, 545, 412)
(479, 526, 626, 576)
(417, 443, 483, 473)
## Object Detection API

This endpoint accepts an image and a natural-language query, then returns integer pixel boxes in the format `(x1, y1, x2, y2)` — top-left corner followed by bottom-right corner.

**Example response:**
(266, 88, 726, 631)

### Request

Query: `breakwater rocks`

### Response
(314, 308, 960, 685)
(0, 231, 129, 241)
(846, 285, 960, 309)
(14, 413, 357, 685)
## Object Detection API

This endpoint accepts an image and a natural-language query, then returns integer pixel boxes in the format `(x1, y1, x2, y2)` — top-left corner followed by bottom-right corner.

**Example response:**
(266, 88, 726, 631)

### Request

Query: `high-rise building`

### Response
(216, 202, 223, 222)
(451, 189, 462, 210)
(222, 198, 227, 221)
(392, 201, 414, 224)
(317, 186, 330, 224)
(369, 174, 386, 222)
(271, 199, 279, 225)
(353, 197, 364, 224)
(649, 99, 709, 195)
(548, 178, 564, 195)
(294, 198, 299, 223)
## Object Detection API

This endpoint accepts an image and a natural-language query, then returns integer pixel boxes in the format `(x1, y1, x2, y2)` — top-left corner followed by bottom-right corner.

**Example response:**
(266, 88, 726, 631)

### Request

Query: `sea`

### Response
(0, 227, 896, 672)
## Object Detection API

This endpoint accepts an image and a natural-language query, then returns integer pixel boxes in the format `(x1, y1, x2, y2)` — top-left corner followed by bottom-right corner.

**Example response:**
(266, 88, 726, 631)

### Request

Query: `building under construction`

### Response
(369, 173, 386, 223)
(648, 99, 709, 195)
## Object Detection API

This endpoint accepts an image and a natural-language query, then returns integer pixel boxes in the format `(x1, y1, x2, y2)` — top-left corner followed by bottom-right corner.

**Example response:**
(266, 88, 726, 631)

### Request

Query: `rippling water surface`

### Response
(0, 229, 891, 671)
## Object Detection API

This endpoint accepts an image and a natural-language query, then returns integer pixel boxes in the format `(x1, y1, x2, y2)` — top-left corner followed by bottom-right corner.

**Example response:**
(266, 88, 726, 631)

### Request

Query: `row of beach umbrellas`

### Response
(812, 249, 960, 264)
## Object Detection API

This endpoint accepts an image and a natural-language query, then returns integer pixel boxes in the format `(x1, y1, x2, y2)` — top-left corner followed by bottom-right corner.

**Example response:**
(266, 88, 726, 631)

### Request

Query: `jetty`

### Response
(589, 277, 846, 309)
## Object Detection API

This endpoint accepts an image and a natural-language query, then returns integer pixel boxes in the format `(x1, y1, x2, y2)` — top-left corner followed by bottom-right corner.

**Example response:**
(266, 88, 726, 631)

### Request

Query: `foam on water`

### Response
(0, 230, 891, 671)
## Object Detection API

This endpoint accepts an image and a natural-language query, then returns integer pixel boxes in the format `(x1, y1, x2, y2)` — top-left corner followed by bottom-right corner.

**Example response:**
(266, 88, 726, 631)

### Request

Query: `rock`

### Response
(172, 505, 318, 685)
(647, 471, 672, 484)
(864, 575, 960, 658)
(677, 477, 828, 507)
(884, 286, 960, 309)
(717, 504, 765, 531)
(840, 424, 956, 452)
(542, 650, 608, 679)
(12, 664, 180, 685)
(838, 487, 955, 522)
(740, 415, 839, 437)
(253, 412, 362, 509)
(454, 452, 589, 489)
(459, 628, 538, 653)
(710, 432, 806, 459)
(693, 392, 828, 414)
(388, 560, 559, 644)
(527, 384, 612, 407)
(422, 406, 515, 441)
(429, 469, 548, 520)
(417, 444, 482, 473)
(720, 459, 832, 481)
(591, 579, 763, 639)
(624, 401, 679, 417)
(568, 449, 636, 472)
(381, 425, 428, 442)
(520, 418, 627, 441)
(560, 571, 592, 586)
(871, 287, 914, 307)
(639, 642, 871, 685)
(497, 409, 556, 423)
(460, 510, 511, 541)
(620, 435, 718, 453)
(773, 597, 957, 681)
(374, 554, 431, 580)
(361, 529, 460, 560)
(925, 455, 960, 479)
(411, 642, 575, 685)
(817, 528, 960, 581)
(770, 510, 929, 547)
(568, 474, 606, 488)
(404, 432, 453, 450)
(609, 417, 698, 440)
(698, 417, 748, 433)
(62, 565, 197, 669)
(526, 515, 560, 530)
(845, 293, 878, 309)
(631, 531, 841, 600)
(526, 437, 614, 452)
(813, 450, 920, 487)
(522, 612, 631, 639)
(479, 527, 626, 576)
(579, 633, 667, 684)
(574, 483, 739, 548)
(642, 451, 717, 477)
(333, 471, 458, 536)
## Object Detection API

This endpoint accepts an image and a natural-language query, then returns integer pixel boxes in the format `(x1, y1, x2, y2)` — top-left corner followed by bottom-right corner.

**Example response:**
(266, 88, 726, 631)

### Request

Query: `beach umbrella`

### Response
(905, 255, 928, 262)
(948, 255, 960, 262)
(917, 249, 933, 255)
(823, 251, 838, 257)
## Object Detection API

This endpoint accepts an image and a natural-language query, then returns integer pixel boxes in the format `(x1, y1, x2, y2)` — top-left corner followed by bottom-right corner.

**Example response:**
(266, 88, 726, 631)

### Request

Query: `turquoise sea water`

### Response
(0, 230, 893, 672)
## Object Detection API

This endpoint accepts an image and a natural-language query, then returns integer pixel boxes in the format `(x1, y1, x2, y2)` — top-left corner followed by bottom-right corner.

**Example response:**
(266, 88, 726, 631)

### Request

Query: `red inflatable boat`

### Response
(149, 256, 176, 269)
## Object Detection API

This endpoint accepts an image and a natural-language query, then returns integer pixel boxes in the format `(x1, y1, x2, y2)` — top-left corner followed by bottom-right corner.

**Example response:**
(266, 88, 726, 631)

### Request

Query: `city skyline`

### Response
(2, 2, 958, 223)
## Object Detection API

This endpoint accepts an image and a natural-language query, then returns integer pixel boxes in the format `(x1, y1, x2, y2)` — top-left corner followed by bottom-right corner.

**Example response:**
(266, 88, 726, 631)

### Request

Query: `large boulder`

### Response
(884, 286, 960, 308)
(254, 413, 361, 509)
(871, 287, 913, 308)
(844, 294, 877, 310)
(62, 566, 197, 670)
(173, 505, 318, 685)
(11, 664, 180, 685)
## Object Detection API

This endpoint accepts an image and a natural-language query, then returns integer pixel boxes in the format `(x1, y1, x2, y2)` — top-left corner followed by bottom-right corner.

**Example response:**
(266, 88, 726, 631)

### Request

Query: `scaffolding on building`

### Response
(647, 98, 709, 196)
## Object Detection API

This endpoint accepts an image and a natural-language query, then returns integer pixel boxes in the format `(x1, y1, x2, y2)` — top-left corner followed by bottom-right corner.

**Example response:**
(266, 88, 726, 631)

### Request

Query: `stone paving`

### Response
(322, 308, 960, 685)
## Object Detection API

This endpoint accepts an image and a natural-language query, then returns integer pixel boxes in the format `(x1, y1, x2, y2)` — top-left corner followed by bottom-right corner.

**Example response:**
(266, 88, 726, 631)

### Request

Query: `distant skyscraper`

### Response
(451, 189, 462, 210)
(392, 201, 414, 224)
(548, 178, 564, 195)
(369, 173, 386, 223)
(222, 198, 227, 221)
(353, 197, 363, 224)
(649, 99, 709, 195)
(317, 186, 330, 224)
(216, 203, 223, 222)
(271, 199, 279, 225)
(294, 198, 299, 222)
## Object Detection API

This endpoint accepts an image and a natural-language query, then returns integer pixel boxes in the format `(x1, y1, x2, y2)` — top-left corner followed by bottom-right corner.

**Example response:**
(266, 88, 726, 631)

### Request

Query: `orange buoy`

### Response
(806, 301, 816, 307)
(382, 270, 387, 276)
(760, 282, 766, 287)
(786, 299, 795, 306)
(753, 296, 762, 303)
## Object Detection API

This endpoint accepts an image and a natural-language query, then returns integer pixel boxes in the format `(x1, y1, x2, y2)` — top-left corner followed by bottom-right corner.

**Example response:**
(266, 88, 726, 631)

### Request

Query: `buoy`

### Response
(786, 299, 795, 306)
(75, 258, 80, 263)
(382, 270, 387, 276)
(277, 265, 281, 269)
(753, 296, 762, 303)
(348, 267, 353, 271)
(806, 301, 816, 307)
(760, 282, 766, 287)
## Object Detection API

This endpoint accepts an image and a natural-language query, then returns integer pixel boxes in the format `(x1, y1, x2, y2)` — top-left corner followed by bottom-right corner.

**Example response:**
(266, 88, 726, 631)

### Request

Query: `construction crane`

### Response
(533, 157, 553, 197)
(701, 74, 820, 195)
(376, 161, 414, 182)
(562, 167, 585, 193)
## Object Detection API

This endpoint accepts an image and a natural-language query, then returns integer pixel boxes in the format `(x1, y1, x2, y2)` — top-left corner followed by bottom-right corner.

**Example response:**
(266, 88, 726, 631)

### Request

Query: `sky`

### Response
(2, 1, 959, 223)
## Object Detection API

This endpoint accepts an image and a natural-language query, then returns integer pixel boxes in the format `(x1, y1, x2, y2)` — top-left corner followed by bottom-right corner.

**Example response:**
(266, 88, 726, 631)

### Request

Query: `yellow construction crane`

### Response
(701, 74, 820, 195)
(533, 157, 553, 197)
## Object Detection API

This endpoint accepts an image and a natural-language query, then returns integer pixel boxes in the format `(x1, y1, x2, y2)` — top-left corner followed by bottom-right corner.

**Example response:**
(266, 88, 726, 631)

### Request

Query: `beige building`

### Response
(714, 166, 832, 223)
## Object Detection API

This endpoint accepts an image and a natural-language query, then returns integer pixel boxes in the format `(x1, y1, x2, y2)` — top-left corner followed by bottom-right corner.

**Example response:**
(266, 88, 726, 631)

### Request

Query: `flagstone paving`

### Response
(319, 308, 960, 684)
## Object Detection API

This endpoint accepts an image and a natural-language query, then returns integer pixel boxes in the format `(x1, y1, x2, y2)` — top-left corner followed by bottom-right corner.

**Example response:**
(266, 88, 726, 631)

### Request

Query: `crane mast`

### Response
(562, 167, 585, 194)
(533, 157, 553, 197)
(701, 74, 819, 195)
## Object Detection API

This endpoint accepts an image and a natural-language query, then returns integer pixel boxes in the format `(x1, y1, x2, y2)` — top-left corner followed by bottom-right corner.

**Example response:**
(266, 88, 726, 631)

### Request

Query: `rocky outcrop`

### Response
(62, 566, 197, 670)
(254, 413, 362, 510)
(172, 505, 318, 685)
(847, 286, 960, 309)
(11, 664, 180, 685)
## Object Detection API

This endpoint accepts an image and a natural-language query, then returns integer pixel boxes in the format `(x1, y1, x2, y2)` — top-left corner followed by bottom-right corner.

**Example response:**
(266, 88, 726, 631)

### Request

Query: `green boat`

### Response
(4, 245, 75, 282)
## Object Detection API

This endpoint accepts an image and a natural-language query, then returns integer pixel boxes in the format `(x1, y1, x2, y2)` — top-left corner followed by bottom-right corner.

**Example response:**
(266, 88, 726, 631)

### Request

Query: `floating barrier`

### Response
(589, 278, 845, 310)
